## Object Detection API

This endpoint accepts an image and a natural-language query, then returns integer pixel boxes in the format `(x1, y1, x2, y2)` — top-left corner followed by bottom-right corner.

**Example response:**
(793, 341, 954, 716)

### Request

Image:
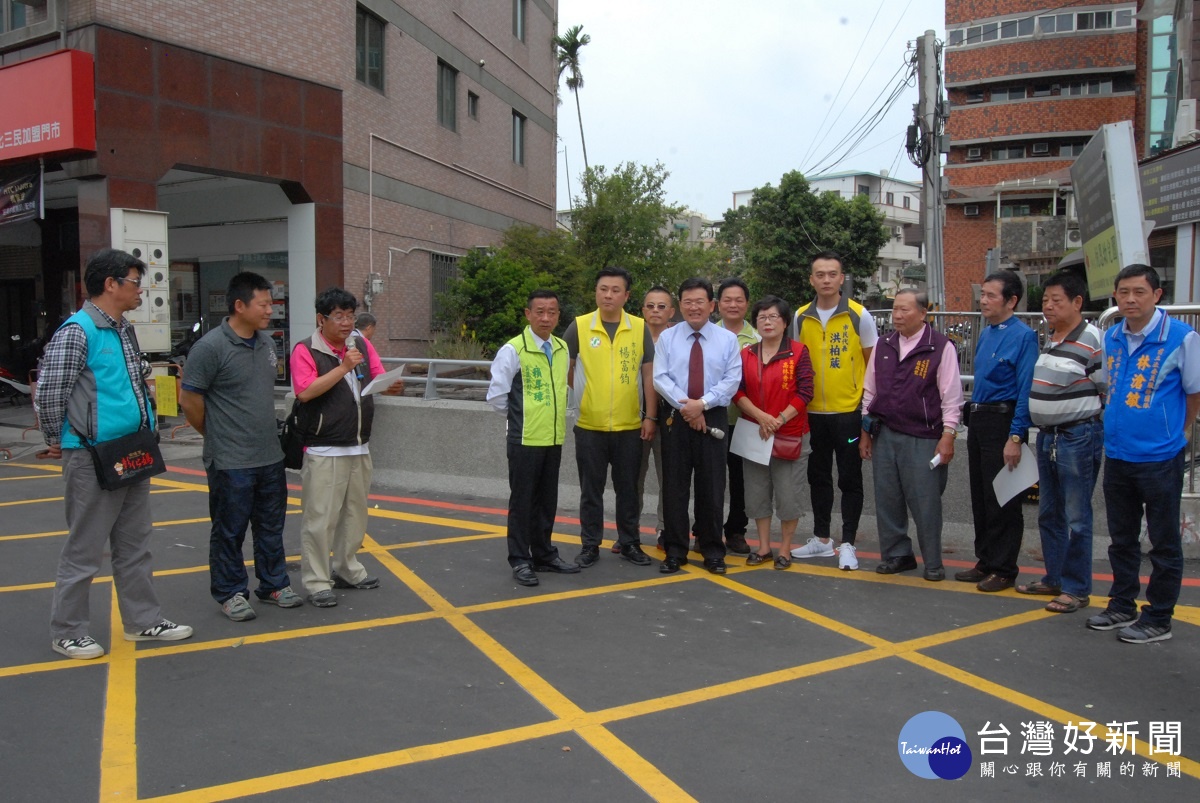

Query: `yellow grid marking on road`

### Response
(3, 481, 1199, 799)
(903, 652, 1200, 779)
(99, 589, 139, 800)
(0, 473, 57, 481)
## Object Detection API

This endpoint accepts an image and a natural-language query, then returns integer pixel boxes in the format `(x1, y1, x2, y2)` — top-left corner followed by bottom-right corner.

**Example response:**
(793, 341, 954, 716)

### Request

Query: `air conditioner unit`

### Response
(1066, 229, 1083, 246)
(964, 204, 980, 217)
(966, 147, 983, 161)
(1032, 142, 1050, 155)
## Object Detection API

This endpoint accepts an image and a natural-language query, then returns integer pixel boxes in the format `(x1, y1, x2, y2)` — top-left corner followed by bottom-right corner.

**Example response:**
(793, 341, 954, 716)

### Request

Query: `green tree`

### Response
(570, 161, 689, 296)
(436, 248, 552, 356)
(718, 171, 889, 306)
(554, 24, 592, 204)
(500, 224, 590, 323)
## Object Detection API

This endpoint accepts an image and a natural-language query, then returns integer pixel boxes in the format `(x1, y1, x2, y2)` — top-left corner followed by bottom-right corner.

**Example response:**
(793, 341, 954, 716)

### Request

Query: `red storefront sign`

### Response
(0, 49, 96, 163)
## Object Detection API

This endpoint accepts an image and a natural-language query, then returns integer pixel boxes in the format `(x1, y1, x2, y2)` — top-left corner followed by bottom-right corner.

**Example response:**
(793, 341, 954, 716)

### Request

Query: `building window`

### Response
(993, 86, 1026, 102)
(1059, 142, 1088, 157)
(966, 89, 985, 103)
(467, 91, 479, 120)
(512, 111, 525, 165)
(885, 192, 895, 205)
(902, 196, 911, 209)
(1148, 14, 1177, 155)
(857, 184, 870, 197)
(355, 6, 384, 91)
(430, 253, 461, 331)
(1064, 79, 1113, 96)
(991, 145, 1026, 160)
(513, 0, 525, 42)
(0, 0, 29, 34)
(437, 60, 458, 131)
(951, 5, 1135, 47)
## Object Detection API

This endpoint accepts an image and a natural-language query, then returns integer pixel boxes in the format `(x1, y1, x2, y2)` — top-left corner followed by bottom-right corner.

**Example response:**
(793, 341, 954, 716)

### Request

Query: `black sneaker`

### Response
(332, 573, 380, 590)
(1086, 608, 1137, 631)
(1117, 621, 1172, 643)
(575, 546, 600, 568)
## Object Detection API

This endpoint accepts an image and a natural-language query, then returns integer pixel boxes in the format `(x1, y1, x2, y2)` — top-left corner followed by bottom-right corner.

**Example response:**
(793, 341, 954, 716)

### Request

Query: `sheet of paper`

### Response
(992, 443, 1039, 507)
(360, 364, 407, 396)
(730, 419, 773, 465)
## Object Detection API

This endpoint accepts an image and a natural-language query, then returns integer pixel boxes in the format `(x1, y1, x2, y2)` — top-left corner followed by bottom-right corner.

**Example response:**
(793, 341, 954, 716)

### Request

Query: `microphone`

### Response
(706, 426, 725, 440)
(347, 335, 366, 381)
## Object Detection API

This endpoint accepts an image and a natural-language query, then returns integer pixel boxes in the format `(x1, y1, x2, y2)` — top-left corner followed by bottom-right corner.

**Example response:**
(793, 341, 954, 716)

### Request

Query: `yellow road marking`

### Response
(0, 473, 56, 481)
(903, 652, 1200, 780)
(99, 588, 139, 800)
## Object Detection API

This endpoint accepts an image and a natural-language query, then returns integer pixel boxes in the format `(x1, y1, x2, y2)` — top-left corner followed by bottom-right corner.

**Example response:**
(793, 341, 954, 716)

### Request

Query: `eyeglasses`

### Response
(116, 277, 143, 288)
(680, 300, 711, 309)
(322, 313, 356, 323)
(757, 314, 783, 323)
(643, 303, 670, 311)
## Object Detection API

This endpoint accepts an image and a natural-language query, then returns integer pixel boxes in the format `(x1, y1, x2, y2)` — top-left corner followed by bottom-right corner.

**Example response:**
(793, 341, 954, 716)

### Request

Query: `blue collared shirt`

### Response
(972, 315, 1038, 436)
(653, 320, 742, 410)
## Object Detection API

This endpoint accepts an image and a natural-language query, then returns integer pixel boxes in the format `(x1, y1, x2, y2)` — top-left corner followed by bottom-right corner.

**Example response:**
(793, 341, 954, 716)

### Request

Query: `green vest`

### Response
(505, 329, 568, 446)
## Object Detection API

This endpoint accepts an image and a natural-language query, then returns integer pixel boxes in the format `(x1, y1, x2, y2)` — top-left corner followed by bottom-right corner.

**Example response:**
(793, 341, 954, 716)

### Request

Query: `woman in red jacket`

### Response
(733, 296, 815, 569)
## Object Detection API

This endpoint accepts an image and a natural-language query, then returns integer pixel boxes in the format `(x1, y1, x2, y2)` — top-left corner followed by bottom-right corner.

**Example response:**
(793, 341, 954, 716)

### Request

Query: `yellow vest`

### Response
(794, 297, 867, 413)
(575, 311, 644, 431)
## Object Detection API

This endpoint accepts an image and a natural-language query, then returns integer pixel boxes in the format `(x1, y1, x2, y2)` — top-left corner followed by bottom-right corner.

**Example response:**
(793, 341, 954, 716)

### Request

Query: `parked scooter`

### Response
(169, 322, 202, 371)
(0, 334, 36, 404)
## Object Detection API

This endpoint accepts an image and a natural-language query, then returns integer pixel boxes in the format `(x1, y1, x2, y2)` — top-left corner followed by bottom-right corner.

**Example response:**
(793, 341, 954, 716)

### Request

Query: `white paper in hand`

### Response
(360, 364, 407, 396)
(730, 420, 773, 465)
(992, 443, 1039, 507)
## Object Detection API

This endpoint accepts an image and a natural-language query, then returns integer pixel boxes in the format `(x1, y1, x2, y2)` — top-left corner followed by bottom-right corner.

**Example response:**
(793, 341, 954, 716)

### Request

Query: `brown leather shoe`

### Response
(977, 573, 1014, 593)
(954, 567, 986, 583)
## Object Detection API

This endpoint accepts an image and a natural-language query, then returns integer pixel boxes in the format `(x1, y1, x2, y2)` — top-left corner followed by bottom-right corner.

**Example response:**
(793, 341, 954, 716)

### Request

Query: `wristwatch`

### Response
(1010, 434, 1023, 444)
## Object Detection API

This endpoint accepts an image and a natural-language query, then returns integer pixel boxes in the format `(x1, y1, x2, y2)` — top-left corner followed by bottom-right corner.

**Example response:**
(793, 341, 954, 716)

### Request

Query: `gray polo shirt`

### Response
(182, 319, 283, 470)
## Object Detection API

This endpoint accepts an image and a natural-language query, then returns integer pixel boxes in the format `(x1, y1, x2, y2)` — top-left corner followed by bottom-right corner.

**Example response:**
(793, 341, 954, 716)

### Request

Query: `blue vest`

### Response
(60, 308, 150, 449)
(1104, 310, 1192, 462)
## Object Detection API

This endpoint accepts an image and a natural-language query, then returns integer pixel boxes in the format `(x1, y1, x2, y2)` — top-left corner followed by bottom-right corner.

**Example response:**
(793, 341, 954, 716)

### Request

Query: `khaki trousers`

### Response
(300, 452, 372, 593)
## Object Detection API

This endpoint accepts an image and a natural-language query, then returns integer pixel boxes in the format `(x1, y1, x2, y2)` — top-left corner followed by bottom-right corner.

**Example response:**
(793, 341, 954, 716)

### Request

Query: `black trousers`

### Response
(724, 420, 748, 537)
(967, 409, 1024, 579)
(506, 442, 563, 568)
(574, 427, 643, 549)
(661, 406, 728, 562)
(807, 411, 865, 543)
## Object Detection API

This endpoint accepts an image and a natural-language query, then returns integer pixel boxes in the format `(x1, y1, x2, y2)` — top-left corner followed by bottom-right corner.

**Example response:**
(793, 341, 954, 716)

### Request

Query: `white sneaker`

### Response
(125, 619, 194, 642)
(790, 536, 835, 559)
(52, 636, 105, 660)
(837, 542, 859, 571)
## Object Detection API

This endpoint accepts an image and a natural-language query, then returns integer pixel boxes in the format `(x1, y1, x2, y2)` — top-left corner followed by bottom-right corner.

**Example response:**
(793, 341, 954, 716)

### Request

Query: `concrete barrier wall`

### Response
(369, 396, 658, 511)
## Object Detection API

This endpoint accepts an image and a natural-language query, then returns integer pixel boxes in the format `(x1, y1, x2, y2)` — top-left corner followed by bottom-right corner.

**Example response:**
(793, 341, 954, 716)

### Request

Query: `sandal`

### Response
(746, 550, 772, 566)
(774, 554, 791, 570)
(1016, 581, 1061, 596)
(1045, 594, 1089, 614)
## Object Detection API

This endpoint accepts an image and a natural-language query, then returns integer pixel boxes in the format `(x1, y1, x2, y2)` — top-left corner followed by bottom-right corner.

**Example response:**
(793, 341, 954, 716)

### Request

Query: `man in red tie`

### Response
(651, 278, 744, 574)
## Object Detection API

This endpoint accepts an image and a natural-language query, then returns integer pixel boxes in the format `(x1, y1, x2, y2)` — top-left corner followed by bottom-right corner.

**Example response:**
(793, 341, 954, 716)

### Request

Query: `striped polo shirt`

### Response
(1029, 319, 1106, 428)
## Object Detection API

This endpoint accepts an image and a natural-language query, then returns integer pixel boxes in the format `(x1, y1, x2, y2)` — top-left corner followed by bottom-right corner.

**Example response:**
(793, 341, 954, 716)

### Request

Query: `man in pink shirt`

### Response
(858, 290, 963, 581)
(290, 288, 404, 608)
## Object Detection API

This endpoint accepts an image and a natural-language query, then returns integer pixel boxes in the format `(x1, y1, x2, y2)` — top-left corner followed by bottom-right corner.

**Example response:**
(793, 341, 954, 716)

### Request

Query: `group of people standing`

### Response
(489, 255, 1200, 646)
(39, 249, 402, 659)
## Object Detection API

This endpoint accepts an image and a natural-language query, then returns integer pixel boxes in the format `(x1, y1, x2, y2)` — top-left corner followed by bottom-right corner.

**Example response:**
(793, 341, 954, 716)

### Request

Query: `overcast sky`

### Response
(553, 0, 946, 218)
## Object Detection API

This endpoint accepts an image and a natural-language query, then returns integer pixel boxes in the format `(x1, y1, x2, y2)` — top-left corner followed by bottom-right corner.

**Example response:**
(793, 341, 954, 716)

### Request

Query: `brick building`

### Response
(0, 1, 557, 372)
(943, 1, 1139, 309)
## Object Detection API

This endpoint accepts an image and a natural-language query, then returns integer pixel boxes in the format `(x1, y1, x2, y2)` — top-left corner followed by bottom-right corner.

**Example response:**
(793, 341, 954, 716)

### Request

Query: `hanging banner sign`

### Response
(0, 165, 41, 226)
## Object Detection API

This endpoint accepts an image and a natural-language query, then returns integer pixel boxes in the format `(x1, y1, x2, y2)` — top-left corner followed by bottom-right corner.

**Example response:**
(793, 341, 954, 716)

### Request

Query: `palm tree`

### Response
(554, 24, 592, 204)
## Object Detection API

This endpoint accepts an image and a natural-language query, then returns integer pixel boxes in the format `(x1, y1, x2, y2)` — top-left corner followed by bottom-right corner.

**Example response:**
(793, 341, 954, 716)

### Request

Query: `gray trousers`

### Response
(873, 427, 947, 570)
(50, 449, 162, 640)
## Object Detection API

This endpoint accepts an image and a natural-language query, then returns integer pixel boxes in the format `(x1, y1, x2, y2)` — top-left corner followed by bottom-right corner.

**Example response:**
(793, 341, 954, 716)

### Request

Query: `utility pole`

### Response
(912, 30, 945, 308)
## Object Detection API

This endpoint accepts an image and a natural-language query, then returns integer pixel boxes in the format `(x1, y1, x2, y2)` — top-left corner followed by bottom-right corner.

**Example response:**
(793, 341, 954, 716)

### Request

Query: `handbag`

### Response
(278, 398, 305, 470)
(772, 432, 803, 461)
(79, 428, 166, 490)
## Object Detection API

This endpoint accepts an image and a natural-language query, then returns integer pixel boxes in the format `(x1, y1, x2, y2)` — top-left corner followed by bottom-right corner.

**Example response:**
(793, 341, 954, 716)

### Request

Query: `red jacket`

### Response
(734, 339, 814, 437)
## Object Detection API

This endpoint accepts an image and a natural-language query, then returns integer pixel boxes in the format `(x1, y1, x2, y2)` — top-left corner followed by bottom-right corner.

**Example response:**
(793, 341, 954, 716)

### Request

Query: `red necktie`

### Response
(688, 332, 704, 399)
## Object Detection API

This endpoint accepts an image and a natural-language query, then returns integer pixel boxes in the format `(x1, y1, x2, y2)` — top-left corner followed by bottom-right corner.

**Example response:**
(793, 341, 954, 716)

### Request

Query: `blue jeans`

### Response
(206, 460, 291, 604)
(1102, 450, 1186, 626)
(1035, 419, 1103, 598)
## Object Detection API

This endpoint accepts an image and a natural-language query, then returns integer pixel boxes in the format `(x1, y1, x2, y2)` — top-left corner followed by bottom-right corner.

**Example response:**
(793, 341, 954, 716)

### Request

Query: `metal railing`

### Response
(379, 357, 491, 400)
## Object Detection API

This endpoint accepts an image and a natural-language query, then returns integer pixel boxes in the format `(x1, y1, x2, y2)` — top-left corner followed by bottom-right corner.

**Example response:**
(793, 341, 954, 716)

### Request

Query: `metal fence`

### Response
(379, 357, 491, 400)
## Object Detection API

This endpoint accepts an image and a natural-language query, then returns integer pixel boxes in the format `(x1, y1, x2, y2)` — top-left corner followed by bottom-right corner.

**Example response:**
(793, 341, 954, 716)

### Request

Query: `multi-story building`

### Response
(732, 169, 924, 301)
(0, 1, 557, 370)
(943, 1, 1139, 309)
